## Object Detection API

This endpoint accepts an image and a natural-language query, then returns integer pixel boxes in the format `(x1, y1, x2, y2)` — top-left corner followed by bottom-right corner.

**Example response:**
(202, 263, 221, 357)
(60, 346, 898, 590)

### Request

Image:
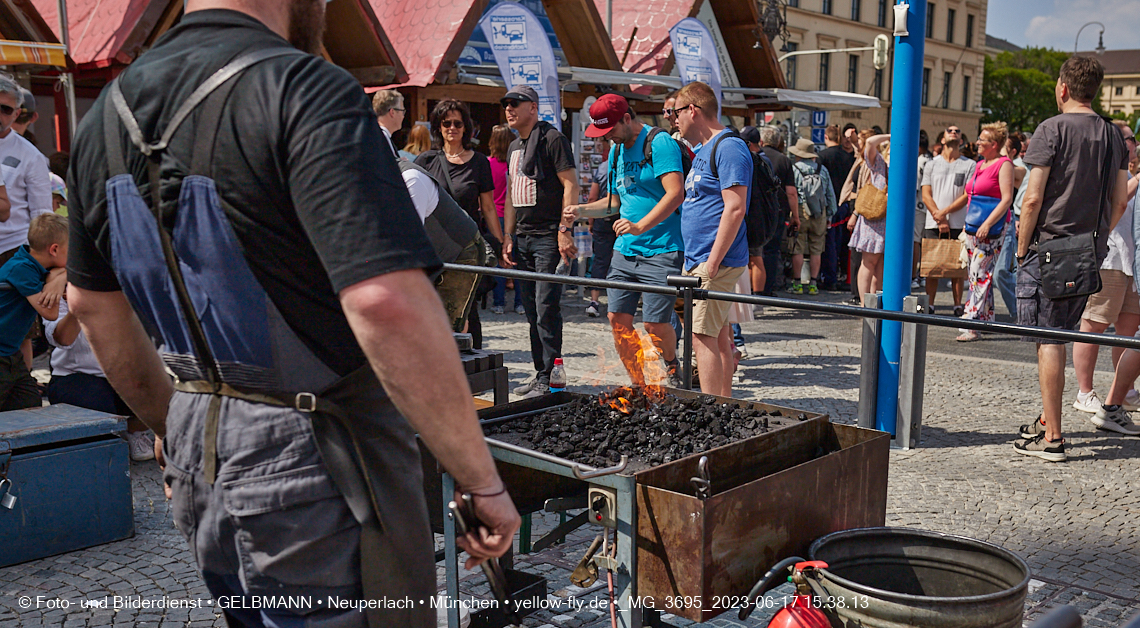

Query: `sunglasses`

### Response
(946, 128, 961, 134)
(502, 99, 526, 109)
(0, 104, 15, 116)
(441, 120, 464, 129)
(662, 107, 676, 117)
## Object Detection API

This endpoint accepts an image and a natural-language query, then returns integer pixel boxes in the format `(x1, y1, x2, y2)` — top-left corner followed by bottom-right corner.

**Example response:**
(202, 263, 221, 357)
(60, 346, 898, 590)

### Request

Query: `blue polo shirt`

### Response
(0, 246, 46, 357)
(680, 130, 751, 271)
(608, 126, 684, 257)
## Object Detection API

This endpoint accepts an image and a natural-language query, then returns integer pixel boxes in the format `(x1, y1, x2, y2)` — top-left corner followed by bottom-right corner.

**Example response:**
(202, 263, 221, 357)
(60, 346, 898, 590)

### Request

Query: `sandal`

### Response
(956, 331, 981, 342)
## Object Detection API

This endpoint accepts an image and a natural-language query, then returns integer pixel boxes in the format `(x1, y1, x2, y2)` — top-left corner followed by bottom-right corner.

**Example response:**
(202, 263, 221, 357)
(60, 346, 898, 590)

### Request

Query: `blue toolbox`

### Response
(0, 404, 134, 567)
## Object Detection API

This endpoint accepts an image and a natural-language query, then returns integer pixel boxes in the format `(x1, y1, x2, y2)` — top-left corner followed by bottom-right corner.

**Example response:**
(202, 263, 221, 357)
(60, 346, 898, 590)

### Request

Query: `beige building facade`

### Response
(776, 0, 987, 139)
(1093, 50, 1140, 116)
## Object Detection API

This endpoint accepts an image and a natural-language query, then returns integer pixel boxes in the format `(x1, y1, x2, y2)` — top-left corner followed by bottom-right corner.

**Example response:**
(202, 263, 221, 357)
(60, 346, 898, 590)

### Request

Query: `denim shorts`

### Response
(607, 250, 684, 323)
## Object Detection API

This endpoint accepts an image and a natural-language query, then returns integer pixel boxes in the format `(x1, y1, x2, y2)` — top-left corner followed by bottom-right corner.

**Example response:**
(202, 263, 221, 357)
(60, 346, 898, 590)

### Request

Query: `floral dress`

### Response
(849, 153, 888, 254)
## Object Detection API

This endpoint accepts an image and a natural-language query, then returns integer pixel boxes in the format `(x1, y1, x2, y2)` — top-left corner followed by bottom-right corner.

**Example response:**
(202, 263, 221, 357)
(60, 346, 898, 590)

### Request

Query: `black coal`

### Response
(483, 387, 808, 468)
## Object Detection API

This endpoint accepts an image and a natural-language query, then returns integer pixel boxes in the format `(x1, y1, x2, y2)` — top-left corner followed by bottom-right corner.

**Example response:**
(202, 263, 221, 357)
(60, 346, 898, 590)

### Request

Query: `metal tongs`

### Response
(449, 494, 521, 626)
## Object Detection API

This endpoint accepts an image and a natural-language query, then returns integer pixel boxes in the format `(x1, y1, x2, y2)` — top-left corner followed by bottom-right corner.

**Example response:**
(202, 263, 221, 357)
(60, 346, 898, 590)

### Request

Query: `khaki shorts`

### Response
(684, 263, 746, 336)
(1082, 268, 1140, 326)
(792, 211, 827, 256)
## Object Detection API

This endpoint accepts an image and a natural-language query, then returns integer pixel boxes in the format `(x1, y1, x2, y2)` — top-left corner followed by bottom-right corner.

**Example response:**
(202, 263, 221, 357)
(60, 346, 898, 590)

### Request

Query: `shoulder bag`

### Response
(1035, 118, 1116, 300)
(854, 158, 887, 221)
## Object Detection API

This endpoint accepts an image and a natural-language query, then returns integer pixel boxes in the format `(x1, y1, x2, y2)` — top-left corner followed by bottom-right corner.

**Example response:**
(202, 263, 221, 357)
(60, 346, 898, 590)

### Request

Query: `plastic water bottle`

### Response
(549, 358, 567, 393)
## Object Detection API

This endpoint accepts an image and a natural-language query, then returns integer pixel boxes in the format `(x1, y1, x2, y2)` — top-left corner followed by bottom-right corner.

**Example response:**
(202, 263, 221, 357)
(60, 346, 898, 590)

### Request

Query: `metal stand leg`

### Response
(613, 474, 640, 628)
(519, 513, 532, 554)
(443, 472, 460, 628)
(668, 275, 702, 391)
(895, 295, 928, 449)
(858, 293, 881, 429)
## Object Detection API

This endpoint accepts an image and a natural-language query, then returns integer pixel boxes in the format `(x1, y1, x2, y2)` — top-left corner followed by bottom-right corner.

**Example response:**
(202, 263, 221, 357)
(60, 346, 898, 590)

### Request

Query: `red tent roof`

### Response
(372, 0, 481, 87)
(31, 0, 161, 67)
(596, 0, 698, 75)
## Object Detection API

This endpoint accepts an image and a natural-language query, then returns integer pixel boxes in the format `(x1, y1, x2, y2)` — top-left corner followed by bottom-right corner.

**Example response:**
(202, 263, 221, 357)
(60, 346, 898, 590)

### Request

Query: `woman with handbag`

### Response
(956, 122, 1014, 341)
(845, 130, 890, 305)
(416, 99, 505, 348)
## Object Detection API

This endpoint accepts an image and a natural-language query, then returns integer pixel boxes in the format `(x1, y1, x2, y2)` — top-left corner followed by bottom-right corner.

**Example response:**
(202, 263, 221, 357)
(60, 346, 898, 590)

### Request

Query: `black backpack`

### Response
(709, 131, 783, 248)
(640, 127, 694, 177)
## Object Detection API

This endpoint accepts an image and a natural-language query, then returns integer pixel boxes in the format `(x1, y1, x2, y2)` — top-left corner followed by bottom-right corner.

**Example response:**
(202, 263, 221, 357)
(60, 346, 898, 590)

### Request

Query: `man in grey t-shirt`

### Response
(1014, 56, 1131, 462)
(921, 126, 976, 313)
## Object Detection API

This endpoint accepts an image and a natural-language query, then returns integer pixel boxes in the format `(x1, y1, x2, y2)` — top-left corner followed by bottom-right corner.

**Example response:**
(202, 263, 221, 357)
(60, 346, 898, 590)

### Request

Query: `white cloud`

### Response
(1019, 0, 1140, 52)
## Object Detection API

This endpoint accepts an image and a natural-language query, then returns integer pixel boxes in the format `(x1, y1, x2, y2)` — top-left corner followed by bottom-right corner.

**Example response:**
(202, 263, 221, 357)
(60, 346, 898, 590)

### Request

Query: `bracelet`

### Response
(466, 484, 508, 498)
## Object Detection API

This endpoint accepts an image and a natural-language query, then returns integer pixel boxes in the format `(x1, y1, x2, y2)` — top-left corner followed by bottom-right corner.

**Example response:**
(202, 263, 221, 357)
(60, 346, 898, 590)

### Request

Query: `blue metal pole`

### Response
(875, 0, 925, 435)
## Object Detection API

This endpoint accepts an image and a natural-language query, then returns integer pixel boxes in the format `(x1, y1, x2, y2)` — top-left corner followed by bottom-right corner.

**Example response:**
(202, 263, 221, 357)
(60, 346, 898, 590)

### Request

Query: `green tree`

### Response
(981, 47, 1093, 133)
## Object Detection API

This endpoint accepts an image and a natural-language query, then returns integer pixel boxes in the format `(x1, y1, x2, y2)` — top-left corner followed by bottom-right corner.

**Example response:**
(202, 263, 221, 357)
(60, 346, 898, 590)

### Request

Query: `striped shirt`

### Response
(508, 149, 537, 208)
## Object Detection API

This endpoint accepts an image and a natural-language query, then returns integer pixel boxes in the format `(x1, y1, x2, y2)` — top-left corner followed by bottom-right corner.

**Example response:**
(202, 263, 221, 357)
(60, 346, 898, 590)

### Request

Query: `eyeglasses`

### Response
(502, 99, 522, 109)
(0, 104, 14, 116)
(677, 103, 701, 115)
(391, 107, 405, 113)
(441, 120, 464, 129)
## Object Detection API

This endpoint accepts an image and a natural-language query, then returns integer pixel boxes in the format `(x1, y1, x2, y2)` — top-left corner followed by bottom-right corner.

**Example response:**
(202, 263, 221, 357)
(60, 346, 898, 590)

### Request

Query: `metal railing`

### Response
(453, 263, 1140, 350)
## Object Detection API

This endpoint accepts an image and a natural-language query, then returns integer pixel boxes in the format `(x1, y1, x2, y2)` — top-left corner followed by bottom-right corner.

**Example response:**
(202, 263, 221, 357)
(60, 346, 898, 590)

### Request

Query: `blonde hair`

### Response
(28, 213, 67, 251)
(980, 121, 1008, 149)
(402, 124, 430, 156)
(675, 82, 718, 118)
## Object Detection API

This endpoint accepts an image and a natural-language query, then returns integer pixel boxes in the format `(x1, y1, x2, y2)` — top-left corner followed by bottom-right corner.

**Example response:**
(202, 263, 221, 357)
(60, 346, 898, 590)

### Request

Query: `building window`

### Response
(962, 75, 970, 111)
(922, 67, 930, 106)
(946, 8, 955, 43)
(942, 72, 952, 108)
(1116, 86, 1124, 96)
(820, 53, 831, 91)
(848, 55, 860, 93)
(851, 0, 861, 21)
(822, 0, 832, 14)
(786, 42, 798, 88)
(926, 3, 935, 38)
(877, 0, 888, 26)
(1136, 86, 1140, 95)
(966, 15, 974, 47)
(1114, 109, 1124, 114)
(789, 0, 799, 7)
(874, 68, 884, 99)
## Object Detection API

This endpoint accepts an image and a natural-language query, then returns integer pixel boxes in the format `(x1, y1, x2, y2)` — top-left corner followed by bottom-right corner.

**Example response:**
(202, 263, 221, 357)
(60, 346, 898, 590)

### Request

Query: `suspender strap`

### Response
(189, 73, 244, 176)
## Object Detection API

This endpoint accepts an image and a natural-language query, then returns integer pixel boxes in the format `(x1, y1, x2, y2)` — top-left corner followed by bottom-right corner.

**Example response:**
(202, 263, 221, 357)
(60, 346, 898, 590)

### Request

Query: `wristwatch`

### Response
(558, 225, 572, 233)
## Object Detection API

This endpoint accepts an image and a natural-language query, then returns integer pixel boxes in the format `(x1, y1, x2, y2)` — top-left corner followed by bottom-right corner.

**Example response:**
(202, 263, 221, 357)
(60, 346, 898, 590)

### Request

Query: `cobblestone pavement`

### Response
(2, 286, 1140, 627)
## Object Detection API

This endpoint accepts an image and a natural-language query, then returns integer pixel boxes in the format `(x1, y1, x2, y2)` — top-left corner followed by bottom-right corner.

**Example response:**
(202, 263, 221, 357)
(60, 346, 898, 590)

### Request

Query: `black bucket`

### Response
(807, 527, 1030, 628)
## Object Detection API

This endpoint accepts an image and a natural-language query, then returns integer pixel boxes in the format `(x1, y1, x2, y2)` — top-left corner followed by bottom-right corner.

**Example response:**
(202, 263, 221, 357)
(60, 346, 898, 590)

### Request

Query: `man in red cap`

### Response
(564, 94, 686, 387)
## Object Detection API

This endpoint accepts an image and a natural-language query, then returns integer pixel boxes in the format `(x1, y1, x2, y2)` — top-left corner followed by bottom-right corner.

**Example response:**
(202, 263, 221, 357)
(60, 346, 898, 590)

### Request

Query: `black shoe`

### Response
(953, 304, 965, 317)
(1013, 433, 1066, 462)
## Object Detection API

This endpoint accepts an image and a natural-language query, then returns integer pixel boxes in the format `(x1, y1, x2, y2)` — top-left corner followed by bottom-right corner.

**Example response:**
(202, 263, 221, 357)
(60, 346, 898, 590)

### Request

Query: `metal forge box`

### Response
(426, 390, 889, 627)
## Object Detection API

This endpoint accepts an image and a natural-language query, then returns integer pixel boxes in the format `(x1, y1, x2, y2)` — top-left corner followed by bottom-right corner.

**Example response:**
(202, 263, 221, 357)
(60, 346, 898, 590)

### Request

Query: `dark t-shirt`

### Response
(66, 10, 440, 376)
(415, 150, 494, 226)
(0, 246, 45, 356)
(509, 125, 575, 235)
(817, 145, 856, 201)
(1024, 112, 1129, 259)
(761, 146, 794, 217)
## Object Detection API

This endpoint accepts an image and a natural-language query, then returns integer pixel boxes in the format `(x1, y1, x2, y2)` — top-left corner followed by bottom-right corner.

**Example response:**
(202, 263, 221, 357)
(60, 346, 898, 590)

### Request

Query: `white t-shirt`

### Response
(1102, 173, 1136, 274)
(0, 130, 51, 253)
(401, 168, 439, 224)
(921, 154, 977, 230)
(45, 299, 105, 378)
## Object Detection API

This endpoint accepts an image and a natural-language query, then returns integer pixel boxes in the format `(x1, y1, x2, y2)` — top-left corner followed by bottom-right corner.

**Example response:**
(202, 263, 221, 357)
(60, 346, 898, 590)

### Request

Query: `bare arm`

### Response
(614, 171, 684, 236)
(339, 269, 520, 564)
(568, 193, 621, 219)
(0, 186, 9, 222)
(587, 181, 602, 203)
(1018, 166, 1050, 258)
(785, 185, 800, 228)
(921, 185, 940, 220)
(1013, 164, 1027, 190)
(706, 185, 748, 277)
(25, 293, 59, 320)
(479, 191, 504, 243)
(502, 183, 515, 266)
(67, 286, 173, 437)
(1109, 169, 1130, 230)
(864, 134, 890, 162)
(50, 311, 81, 346)
(557, 168, 580, 261)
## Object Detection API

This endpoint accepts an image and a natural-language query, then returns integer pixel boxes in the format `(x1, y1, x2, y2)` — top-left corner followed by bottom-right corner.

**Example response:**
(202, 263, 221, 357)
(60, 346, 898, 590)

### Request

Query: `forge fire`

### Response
(483, 387, 808, 468)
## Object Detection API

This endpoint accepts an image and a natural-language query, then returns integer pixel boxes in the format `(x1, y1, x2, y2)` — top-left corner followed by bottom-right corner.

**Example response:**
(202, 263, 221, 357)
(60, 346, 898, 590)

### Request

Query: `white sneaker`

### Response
(1124, 389, 1140, 412)
(1091, 405, 1140, 436)
(127, 430, 155, 461)
(585, 302, 600, 317)
(1073, 390, 1103, 414)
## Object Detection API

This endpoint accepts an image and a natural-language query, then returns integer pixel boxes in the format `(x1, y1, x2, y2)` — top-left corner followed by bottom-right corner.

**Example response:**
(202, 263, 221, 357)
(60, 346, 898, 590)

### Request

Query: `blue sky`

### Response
(986, 0, 1140, 52)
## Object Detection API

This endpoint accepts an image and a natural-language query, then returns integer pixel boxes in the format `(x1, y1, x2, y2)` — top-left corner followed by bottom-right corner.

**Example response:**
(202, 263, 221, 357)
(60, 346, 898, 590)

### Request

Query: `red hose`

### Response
(607, 529, 618, 628)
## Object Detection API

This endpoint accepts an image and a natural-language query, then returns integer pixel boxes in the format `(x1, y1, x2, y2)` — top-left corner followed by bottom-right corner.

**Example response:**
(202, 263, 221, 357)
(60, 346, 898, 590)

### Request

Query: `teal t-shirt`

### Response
(0, 246, 45, 357)
(607, 126, 684, 257)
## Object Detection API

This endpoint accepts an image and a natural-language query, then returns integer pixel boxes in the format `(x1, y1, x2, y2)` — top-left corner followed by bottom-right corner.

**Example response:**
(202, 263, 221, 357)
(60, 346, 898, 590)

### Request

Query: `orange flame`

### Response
(610, 325, 671, 389)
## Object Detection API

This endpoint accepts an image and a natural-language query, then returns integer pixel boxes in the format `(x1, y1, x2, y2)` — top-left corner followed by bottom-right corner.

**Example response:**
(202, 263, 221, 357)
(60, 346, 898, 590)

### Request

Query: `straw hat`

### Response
(788, 138, 818, 159)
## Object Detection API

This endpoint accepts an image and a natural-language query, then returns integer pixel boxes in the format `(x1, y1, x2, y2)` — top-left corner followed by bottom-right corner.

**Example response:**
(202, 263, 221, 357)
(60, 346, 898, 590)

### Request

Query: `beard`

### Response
(288, 0, 326, 55)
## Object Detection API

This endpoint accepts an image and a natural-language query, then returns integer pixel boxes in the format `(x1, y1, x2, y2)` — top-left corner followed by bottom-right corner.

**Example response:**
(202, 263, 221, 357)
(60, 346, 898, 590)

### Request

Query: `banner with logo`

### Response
(478, 2, 562, 131)
(668, 18, 723, 118)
